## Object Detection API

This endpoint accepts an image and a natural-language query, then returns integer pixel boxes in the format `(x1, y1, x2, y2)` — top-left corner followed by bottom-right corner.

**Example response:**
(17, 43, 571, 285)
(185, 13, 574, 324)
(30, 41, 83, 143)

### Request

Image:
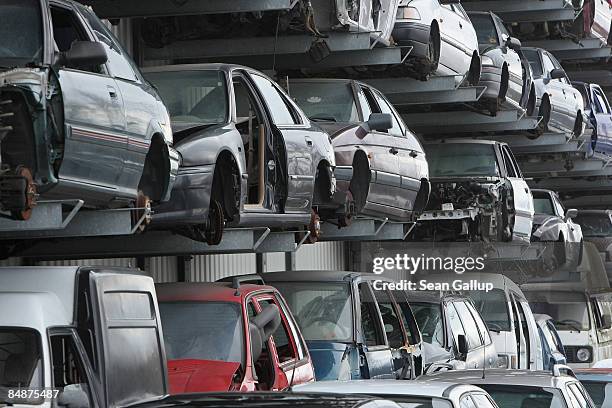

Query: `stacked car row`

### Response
(3, 266, 611, 408)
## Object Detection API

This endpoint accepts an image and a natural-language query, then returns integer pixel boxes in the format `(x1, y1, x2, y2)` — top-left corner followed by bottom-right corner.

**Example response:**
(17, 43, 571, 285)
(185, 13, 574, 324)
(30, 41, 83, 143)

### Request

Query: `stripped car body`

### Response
(573, 81, 612, 156)
(288, 78, 430, 223)
(393, 0, 481, 85)
(413, 139, 534, 244)
(145, 64, 337, 244)
(156, 281, 315, 393)
(531, 189, 583, 268)
(468, 11, 534, 114)
(0, 0, 179, 220)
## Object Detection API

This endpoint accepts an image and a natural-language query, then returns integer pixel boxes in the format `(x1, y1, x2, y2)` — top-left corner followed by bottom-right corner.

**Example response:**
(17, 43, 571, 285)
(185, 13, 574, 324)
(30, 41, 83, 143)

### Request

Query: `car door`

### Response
(445, 300, 469, 368)
(357, 282, 394, 379)
(370, 89, 425, 214)
(453, 300, 489, 369)
(494, 15, 524, 102)
(500, 145, 533, 241)
(249, 73, 314, 213)
(551, 55, 581, 126)
(355, 84, 402, 210)
(540, 52, 567, 130)
(438, 3, 471, 76)
(592, 86, 612, 153)
(50, 2, 127, 191)
(509, 293, 529, 369)
(593, 294, 612, 361)
(79, 6, 162, 193)
(465, 300, 497, 368)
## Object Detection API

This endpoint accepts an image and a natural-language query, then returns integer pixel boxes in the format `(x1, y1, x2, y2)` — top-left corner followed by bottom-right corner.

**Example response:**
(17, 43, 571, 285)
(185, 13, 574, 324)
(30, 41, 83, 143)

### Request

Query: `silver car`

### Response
(145, 64, 336, 244)
(424, 367, 597, 408)
(0, 0, 179, 220)
(523, 47, 586, 137)
(294, 379, 500, 408)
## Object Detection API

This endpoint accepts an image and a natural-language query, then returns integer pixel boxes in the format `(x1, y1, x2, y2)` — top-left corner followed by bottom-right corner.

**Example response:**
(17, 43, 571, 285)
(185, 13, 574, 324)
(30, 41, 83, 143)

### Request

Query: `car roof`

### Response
(156, 282, 279, 303)
(250, 270, 393, 283)
(531, 189, 553, 195)
(521, 282, 612, 295)
(409, 290, 470, 304)
(424, 138, 503, 146)
(293, 379, 486, 400)
(423, 369, 576, 388)
(142, 63, 261, 75)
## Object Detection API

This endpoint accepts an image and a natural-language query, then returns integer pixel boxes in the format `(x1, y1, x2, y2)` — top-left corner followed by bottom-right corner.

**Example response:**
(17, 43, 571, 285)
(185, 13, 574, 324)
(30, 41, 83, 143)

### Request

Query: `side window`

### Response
(50, 334, 92, 407)
(446, 302, 467, 351)
(553, 194, 566, 218)
(454, 301, 484, 349)
(258, 298, 298, 363)
(359, 283, 386, 347)
(50, 6, 101, 74)
(542, 54, 556, 76)
(466, 301, 492, 345)
(502, 148, 518, 178)
(393, 291, 422, 345)
(250, 74, 300, 125)
(361, 86, 381, 115)
(495, 16, 511, 39)
(374, 289, 405, 349)
(594, 90, 611, 114)
(516, 299, 532, 369)
(471, 394, 497, 408)
(459, 395, 477, 408)
(568, 383, 591, 408)
(356, 86, 374, 120)
(372, 90, 404, 136)
(275, 294, 307, 360)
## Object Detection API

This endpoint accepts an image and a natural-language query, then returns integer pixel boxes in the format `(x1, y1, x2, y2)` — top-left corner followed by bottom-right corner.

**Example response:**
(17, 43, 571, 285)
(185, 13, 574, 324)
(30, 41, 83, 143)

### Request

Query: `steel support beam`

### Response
(523, 39, 611, 61)
(462, 0, 575, 23)
(530, 176, 612, 192)
(388, 87, 486, 106)
(563, 194, 612, 208)
(519, 158, 606, 176)
(320, 218, 411, 242)
(79, 0, 293, 19)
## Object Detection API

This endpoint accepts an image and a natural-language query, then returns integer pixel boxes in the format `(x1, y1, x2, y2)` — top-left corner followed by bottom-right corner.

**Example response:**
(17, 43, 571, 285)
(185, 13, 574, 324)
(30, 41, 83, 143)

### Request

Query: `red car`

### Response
(156, 279, 315, 393)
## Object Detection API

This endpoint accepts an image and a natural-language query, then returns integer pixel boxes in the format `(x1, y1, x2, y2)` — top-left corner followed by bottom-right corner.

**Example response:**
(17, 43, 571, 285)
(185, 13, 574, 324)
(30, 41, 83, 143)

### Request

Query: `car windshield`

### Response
(533, 193, 555, 216)
(471, 14, 499, 45)
(159, 302, 244, 364)
(469, 289, 511, 332)
(523, 49, 544, 77)
(574, 213, 612, 237)
(527, 291, 590, 331)
(146, 70, 228, 126)
(288, 81, 360, 123)
(0, 0, 43, 67)
(579, 381, 611, 408)
(411, 302, 445, 347)
(480, 385, 566, 408)
(0, 328, 43, 405)
(272, 282, 353, 342)
(378, 396, 452, 408)
(426, 143, 500, 177)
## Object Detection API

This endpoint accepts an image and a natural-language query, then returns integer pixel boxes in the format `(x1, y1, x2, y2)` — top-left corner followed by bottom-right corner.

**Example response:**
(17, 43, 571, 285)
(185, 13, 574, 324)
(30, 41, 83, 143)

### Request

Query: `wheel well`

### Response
(500, 63, 509, 101)
(212, 150, 240, 221)
(468, 51, 481, 86)
(351, 150, 371, 213)
(138, 134, 170, 202)
(430, 21, 441, 58)
(527, 85, 537, 116)
(314, 160, 333, 204)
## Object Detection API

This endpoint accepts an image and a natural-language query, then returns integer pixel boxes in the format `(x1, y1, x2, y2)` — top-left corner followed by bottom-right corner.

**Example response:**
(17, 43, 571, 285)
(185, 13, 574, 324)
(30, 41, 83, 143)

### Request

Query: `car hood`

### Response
(306, 341, 354, 381)
(171, 122, 226, 144)
(167, 359, 241, 393)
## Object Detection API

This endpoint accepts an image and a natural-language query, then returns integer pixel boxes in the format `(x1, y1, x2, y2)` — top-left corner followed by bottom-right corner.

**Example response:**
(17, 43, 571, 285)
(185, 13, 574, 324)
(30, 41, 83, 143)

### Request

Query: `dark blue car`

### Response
(222, 271, 423, 381)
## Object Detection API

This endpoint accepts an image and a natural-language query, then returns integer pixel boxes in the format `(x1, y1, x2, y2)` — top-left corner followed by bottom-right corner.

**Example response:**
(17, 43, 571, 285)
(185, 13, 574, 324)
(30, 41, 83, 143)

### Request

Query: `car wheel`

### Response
(573, 112, 584, 138)
(425, 25, 440, 73)
(467, 52, 481, 86)
(554, 235, 567, 267)
(337, 190, 355, 228)
(528, 97, 551, 139)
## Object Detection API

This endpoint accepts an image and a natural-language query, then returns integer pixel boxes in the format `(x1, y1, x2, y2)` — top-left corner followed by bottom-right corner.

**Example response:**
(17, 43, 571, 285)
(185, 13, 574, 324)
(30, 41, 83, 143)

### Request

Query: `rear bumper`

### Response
(479, 66, 503, 101)
(392, 22, 430, 58)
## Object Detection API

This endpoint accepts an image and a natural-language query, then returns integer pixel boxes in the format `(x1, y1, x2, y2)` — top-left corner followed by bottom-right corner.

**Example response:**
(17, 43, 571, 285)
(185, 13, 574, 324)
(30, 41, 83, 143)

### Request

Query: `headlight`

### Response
(496, 354, 509, 368)
(396, 6, 421, 20)
(576, 347, 591, 362)
(481, 55, 495, 67)
(159, 121, 173, 144)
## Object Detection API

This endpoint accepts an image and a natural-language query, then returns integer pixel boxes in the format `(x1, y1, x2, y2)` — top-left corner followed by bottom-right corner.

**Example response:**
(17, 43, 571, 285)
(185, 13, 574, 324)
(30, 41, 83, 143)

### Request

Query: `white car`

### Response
(294, 379, 500, 408)
(393, 0, 481, 85)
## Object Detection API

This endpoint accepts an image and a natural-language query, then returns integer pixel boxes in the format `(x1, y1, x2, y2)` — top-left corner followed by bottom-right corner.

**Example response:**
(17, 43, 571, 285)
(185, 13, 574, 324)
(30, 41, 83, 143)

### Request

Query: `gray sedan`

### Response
(145, 64, 337, 244)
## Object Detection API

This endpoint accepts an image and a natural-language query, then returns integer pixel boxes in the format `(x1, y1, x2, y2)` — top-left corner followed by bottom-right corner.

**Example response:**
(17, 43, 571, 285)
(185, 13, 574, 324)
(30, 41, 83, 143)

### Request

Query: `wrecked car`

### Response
(573, 81, 612, 156)
(468, 11, 533, 114)
(531, 188, 583, 268)
(523, 47, 585, 137)
(145, 64, 338, 245)
(392, 0, 481, 85)
(156, 279, 315, 393)
(287, 78, 430, 224)
(412, 139, 534, 243)
(0, 0, 179, 221)
(139, 1, 401, 48)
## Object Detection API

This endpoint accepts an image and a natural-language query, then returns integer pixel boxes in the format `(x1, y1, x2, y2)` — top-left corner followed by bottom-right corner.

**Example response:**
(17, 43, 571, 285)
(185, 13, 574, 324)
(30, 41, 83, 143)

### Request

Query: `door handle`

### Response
(305, 137, 313, 147)
(525, 187, 529, 193)
(409, 151, 418, 158)
(107, 86, 118, 99)
(459, 22, 463, 29)
(389, 147, 399, 155)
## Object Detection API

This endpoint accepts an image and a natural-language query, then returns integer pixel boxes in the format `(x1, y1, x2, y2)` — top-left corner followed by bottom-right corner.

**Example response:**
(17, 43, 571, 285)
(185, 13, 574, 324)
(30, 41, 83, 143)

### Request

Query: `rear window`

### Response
(411, 302, 445, 348)
(0, 328, 43, 405)
(272, 282, 353, 342)
(426, 143, 499, 178)
(159, 302, 245, 364)
(526, 291, 590, 331)
(480, 384, 566, 408)
(471, 13, 499, 46)
(523, 49, 543, 77)
(469, 289, 511, 332)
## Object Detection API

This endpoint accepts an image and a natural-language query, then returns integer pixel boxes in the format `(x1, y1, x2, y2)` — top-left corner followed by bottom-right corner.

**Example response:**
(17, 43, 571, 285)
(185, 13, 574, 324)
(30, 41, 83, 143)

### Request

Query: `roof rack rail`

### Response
(230, 275, 265, 289)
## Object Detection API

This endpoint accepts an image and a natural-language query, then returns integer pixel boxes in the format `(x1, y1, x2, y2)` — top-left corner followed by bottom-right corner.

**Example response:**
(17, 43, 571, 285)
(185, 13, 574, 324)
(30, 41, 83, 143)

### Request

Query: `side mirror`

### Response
(59, 41, 108, 69)
(550, 68, 566, 80)
(57, 384, 90, 408)
(365, 113, 393, 133)
(249, 304, 282, 362)
(507, 37, 522, 51)
(456, 334, 469, 361)
(565, 208, 578, 220)
(602, 314, 612, 330)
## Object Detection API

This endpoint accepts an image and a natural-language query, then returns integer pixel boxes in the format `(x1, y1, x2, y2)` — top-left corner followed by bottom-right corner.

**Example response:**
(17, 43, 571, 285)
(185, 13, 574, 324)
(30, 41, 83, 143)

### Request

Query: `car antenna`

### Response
(482, 335, 486, 379)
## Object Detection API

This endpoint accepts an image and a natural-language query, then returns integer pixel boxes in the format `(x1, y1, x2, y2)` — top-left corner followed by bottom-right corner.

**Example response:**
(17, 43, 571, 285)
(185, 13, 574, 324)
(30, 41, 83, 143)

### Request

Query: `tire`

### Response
(528, 98, 550, 139)
(205, 199, 224, 246)
(573, 112, 583, 138)
(425, 25, 441, 73)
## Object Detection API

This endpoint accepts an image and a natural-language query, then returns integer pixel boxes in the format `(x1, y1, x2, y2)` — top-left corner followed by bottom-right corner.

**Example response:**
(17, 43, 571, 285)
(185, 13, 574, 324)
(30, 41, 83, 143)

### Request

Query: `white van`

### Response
(425, 273, 543, 370)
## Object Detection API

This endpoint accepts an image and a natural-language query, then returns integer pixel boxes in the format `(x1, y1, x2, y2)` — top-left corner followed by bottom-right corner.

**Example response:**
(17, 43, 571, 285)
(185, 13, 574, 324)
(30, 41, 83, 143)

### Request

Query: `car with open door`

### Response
(523, 47, 585, 138)
(145, 64, 337, 245)
(287, 78, 430, 225)
(392, 0, 481, 85)
(156, 279, 315, 393)
(468, 11, 532, 114)
(534, 314, 568, 371)
(0, 0, 179, 221)
(573, 81, 612, 156)
(531, 189, 583, 269)
(412, 139, 534, 244)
